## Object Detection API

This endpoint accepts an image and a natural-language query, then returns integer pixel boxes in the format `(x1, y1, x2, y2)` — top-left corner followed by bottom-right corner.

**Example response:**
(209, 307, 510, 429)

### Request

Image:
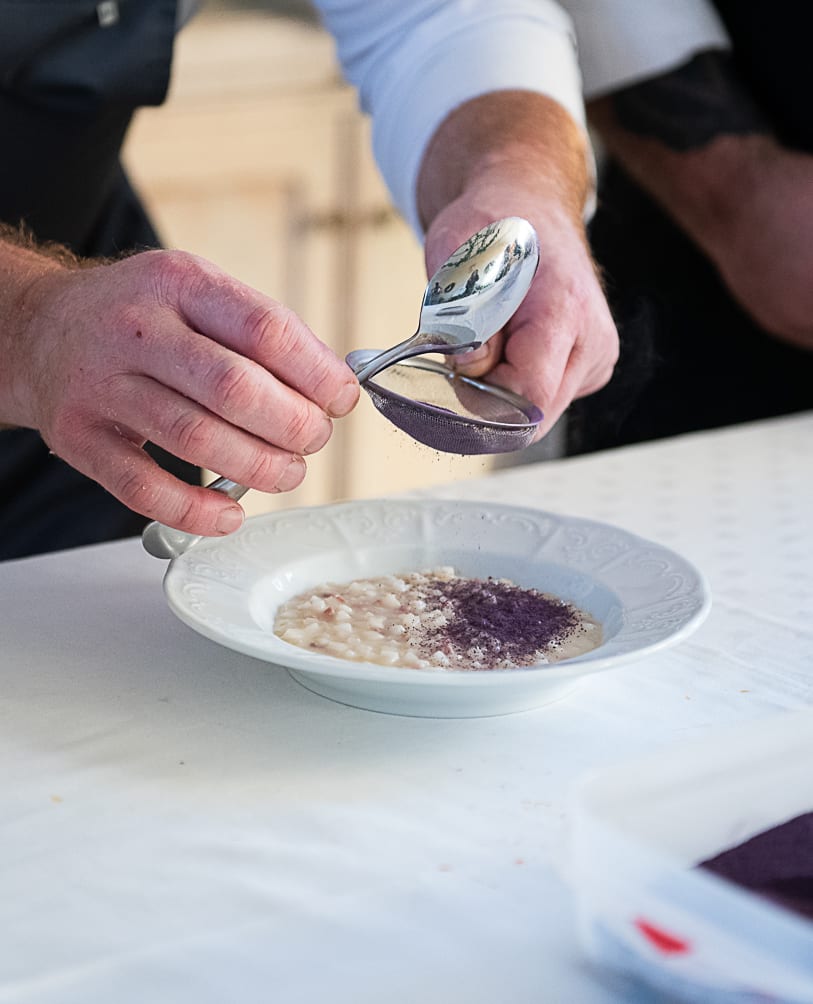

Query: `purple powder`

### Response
(698, 812, 813, 922)
(361, 361, 542, 455)
(409, 576, 583, 668)
(364, 384, 537, 455)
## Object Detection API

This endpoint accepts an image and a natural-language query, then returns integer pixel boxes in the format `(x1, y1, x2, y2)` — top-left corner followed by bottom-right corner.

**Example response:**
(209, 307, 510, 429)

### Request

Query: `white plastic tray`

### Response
(569, 710, 813, 1002)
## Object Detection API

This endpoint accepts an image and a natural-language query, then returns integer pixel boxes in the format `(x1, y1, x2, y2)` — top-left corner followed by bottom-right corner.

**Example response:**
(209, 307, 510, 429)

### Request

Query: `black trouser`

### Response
(566, 160, 813, 456)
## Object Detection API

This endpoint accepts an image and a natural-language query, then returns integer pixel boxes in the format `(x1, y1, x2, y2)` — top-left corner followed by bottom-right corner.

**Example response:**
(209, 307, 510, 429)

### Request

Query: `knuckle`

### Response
(153, 248, 196, 280)
(209, 360, 257, 417)
(279, 406, 316, 451)
(241, 449, 285, 489)
(305, 360, 342, 405)
(171, 492, 206, 532)
(131, 478, 205, 532)
(600, 350, 617, 380)
(111, 465, 151, 511)
(144, 249, 207, 305)
(48, 402, 92, 455)
(579, 356, 616, 398)
(601, 315, 621, 359)
(109, 302, 146, 337)
(168, 410, 216, 458)
(243, 303, 303, 360)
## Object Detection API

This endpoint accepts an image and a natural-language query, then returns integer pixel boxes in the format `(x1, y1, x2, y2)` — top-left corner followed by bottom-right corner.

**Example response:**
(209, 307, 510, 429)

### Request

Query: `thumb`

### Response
(424, 223, 462, 279)
(450, 330, 505, 378)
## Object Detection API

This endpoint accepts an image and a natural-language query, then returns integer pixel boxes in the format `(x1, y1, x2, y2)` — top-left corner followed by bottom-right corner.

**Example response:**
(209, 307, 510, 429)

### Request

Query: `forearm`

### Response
(316, 0, 588, 234)
(0, 229, 76, 428)
(416, 90, 592, 233)
(589, 50, 813, 348)
(587, 51, 773, 258)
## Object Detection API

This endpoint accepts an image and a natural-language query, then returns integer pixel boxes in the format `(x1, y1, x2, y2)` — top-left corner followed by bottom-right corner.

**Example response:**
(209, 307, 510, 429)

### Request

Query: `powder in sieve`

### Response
(372, 361, 527, 423)
(363, 361, 540, 455)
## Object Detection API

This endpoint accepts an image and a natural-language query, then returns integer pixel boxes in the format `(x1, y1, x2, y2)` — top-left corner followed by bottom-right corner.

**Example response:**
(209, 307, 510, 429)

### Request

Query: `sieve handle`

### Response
(141, 477, 248, 559)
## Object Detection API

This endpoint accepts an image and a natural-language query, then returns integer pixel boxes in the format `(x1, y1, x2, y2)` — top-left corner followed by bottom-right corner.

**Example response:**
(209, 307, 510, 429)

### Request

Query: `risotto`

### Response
(274, 567, 602, 671)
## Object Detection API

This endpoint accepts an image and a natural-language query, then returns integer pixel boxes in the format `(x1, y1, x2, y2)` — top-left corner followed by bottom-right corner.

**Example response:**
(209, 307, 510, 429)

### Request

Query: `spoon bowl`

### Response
(351, 216, 539, 383)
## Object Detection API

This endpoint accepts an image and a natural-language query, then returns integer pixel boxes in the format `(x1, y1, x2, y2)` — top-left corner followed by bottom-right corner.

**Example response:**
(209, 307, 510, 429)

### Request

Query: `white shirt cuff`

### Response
(559, 0, 732, 99)
(317, 0, 592, 235)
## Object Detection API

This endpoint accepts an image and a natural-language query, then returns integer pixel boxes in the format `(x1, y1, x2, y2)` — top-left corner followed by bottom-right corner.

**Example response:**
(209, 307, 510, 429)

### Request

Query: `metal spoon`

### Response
(353, 216, 539, 383)
(142, 217, 539, 559)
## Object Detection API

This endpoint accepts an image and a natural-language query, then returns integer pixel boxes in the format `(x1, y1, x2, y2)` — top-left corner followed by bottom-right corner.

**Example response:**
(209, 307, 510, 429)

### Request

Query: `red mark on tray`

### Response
(634, 918, 691, 955)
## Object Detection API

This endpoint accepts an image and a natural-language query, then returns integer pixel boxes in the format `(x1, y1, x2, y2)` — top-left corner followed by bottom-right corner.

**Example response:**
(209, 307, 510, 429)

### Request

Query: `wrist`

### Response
(461, 166, 591, 260)
(417, 90, 592, 233)
(466, 147, 590, 231)
(0, 239, 74, 429)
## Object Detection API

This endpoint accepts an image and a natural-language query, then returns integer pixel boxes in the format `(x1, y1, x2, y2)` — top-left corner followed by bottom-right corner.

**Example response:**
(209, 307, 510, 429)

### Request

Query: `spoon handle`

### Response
(351, 332, 459, 384)
(141, 476, 248, 559)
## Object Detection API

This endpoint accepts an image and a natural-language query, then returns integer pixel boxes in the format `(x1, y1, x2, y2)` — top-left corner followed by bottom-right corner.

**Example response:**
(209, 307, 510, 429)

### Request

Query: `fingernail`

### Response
(276, 456, 306, 492)
(327, 381, 360, 418)
(452, 346, 489, 368)
(215, 504, 244, 535)
(304, 419, 332, 455)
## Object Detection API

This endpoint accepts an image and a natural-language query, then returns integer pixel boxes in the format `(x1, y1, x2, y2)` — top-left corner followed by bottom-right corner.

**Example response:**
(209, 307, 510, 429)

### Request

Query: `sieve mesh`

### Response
(362, 358, 542, 455)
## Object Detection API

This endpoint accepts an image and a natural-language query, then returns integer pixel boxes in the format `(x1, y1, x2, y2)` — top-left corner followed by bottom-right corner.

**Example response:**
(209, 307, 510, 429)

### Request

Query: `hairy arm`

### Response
(589, 51, 813, 349)
(0, 229, 358, 534)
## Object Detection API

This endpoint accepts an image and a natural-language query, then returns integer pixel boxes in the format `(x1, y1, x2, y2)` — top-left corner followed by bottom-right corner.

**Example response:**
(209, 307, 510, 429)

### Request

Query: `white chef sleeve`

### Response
(313, 0, 590, 235)
(557, 0, 732, 99)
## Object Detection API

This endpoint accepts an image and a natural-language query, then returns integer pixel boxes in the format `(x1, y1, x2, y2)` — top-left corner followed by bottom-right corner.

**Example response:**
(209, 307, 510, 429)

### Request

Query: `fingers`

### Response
(69, 426, 249, 537)
(110, 374, 309, 495)
(46, 368, 312, 537)
(476, 286, 618, 436)
(422, 189, 620, 441)
(124, 312, 335, 458)
(531, 330, 618, 434)
(146, 252, 360, 417)
(18, 251, 362, 536)
(450, 332, 505, 378)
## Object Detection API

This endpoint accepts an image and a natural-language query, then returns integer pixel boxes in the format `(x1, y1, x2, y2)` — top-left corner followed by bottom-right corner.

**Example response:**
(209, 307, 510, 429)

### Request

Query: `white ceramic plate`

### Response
(163, 499, 711, 718)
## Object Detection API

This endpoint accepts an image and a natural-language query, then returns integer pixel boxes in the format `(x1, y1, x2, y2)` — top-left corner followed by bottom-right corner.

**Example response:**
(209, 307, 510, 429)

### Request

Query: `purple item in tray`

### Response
(699, 812, 813, 921)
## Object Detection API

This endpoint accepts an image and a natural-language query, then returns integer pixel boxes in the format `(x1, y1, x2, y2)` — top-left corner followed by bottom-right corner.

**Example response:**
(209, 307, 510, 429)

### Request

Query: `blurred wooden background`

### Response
(123, 7, 494, 516)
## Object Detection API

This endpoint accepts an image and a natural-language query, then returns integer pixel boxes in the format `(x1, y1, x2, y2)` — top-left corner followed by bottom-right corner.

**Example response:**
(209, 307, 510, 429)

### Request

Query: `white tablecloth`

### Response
(2, 413, 812, 1004)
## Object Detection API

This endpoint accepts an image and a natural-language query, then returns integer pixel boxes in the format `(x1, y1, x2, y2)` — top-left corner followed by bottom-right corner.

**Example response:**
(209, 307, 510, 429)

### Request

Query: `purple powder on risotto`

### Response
(275, 569, 599, 671)
(412, 576, 581, 667)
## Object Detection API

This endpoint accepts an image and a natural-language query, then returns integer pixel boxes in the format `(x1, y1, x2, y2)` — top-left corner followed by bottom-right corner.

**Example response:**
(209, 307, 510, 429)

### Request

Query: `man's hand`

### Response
(417, 91, 618, 439)
(1, 245, 359, 535)
(425, 193, 617, 437)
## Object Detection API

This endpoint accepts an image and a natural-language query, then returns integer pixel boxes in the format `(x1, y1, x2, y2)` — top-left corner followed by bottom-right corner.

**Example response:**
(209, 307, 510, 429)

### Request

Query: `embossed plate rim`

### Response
(162, 498, 711, 707)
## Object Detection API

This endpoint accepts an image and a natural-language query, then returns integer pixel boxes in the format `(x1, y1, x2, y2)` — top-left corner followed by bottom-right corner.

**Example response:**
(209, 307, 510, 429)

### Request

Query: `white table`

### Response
(2, 413, 812, 1004)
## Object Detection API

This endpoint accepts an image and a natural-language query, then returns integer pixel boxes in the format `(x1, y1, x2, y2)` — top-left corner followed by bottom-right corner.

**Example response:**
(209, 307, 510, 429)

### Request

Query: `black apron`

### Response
(567, 2, 813, 456)
(0, 0, 200, 560)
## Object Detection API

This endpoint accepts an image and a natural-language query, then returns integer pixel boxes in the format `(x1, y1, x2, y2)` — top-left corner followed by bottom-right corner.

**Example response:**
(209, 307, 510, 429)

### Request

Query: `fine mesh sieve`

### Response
(354, 355, 543, 455)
